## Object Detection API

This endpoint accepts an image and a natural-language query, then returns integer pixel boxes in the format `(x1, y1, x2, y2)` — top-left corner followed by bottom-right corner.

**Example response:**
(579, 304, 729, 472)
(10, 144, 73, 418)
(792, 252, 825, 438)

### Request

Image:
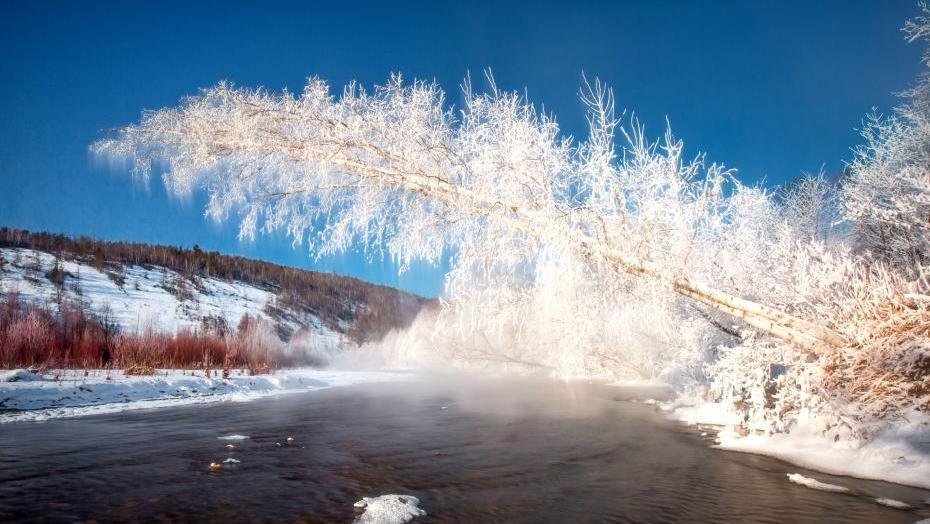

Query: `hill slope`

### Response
(0, 228, 431, 347)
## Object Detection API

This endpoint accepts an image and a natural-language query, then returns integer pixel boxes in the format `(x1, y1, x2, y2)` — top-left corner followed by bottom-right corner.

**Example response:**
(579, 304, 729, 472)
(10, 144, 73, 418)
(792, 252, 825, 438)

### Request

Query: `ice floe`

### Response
(786, 473, 849, 493)
(875, 497, 911, 509)
(353, 494, 426, 524)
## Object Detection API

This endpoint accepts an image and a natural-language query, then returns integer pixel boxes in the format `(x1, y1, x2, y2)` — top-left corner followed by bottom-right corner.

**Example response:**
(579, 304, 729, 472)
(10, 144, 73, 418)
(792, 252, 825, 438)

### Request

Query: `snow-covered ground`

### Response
(665, 398, 930, 490)
(715, 418, 930, 490)
(0, 367, 411, 422)
(0, 247, 344, 345)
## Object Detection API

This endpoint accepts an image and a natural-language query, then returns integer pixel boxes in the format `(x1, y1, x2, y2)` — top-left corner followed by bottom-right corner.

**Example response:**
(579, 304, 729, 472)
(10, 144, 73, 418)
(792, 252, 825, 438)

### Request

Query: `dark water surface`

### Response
(1, 377, 928, 523)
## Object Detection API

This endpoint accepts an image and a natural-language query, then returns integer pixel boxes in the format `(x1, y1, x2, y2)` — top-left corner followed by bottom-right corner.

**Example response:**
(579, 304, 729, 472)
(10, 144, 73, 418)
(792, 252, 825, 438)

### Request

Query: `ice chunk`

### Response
(786, 473, 849, 493)
(353, 494, 426, 524)
(875, 498, 911, 509)
(217, 435, 250, 441)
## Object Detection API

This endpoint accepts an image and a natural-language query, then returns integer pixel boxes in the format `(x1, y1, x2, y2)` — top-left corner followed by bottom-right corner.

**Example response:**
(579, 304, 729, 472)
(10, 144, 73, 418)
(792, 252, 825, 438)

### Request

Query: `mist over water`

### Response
(1, 376, 926, 523)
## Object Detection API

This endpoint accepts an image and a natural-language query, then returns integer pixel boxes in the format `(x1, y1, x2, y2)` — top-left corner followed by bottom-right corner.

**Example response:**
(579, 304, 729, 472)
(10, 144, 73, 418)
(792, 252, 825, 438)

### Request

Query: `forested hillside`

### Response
(0, 227, 431, 344)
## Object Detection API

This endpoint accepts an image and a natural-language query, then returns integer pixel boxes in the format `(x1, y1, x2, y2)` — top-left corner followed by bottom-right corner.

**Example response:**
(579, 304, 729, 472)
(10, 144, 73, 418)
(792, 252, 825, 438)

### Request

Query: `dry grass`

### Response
(821, 266, 930, 418)
(123, 364, 156, 376)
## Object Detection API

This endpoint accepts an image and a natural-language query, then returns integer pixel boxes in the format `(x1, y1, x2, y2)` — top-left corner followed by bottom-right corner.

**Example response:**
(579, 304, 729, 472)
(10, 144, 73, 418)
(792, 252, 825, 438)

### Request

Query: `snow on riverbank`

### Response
(0, 368, 410, 422)
(716, 419, 930, 490)
(666, 399, 930, 490)
(663, 399, 743, 427)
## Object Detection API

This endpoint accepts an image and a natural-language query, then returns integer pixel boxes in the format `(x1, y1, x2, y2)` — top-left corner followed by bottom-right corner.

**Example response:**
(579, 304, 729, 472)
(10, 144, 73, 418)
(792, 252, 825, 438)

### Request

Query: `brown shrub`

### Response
(821, 267, 930, 418)
(0, 298, 293, 371)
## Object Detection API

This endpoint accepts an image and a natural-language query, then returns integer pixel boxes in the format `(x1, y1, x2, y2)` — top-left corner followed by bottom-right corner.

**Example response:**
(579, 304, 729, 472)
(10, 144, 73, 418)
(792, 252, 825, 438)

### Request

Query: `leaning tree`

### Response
(93, 74, 850, 357)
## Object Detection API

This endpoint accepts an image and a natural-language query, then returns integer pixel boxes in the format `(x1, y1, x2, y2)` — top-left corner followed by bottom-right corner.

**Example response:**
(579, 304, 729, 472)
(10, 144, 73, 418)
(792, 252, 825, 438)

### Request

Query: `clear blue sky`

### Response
(0, 1, 923, 297)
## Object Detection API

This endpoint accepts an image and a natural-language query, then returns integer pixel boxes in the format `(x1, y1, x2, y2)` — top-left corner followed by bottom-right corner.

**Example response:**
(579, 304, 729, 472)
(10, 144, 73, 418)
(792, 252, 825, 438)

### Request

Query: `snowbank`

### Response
(0, 368, 411, 422)
(663, 399, 743, 427)
(663, 397, 930, 489)
(716, 418, 930, 490)
(1, 369, 45, 382)
(353, 495, 426, 524)
(606, 378, 673, 389)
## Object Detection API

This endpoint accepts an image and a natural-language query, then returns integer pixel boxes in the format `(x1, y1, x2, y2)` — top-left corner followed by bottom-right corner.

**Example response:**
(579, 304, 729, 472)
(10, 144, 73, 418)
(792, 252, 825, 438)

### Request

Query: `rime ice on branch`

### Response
(91, 74, 846, 352)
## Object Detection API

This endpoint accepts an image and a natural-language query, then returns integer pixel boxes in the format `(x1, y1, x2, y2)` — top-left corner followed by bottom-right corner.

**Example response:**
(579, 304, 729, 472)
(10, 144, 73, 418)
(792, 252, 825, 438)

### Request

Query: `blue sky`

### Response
(0, 1, 923, 297)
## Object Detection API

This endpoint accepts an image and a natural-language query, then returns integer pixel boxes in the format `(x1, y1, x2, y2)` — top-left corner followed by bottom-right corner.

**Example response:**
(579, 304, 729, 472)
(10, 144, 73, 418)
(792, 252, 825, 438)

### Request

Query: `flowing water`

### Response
(1, 377, 928, 523)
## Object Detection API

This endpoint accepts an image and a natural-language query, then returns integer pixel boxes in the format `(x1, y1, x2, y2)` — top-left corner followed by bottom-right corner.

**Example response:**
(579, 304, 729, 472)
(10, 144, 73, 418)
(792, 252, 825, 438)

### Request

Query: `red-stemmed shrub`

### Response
(0, 296, 295, 371)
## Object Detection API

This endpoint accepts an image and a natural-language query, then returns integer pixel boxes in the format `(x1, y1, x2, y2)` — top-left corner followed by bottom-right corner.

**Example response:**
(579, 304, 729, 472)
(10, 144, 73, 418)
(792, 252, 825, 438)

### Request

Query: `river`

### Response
(1, 377, 927, 523)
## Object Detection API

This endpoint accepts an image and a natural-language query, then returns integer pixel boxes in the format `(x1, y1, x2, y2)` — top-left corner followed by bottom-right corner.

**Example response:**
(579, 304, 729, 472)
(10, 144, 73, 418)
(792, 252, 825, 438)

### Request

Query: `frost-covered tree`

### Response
(94, 8, 930, 433)
(92, 74, 846, 355)
(842, 4, 930, 271)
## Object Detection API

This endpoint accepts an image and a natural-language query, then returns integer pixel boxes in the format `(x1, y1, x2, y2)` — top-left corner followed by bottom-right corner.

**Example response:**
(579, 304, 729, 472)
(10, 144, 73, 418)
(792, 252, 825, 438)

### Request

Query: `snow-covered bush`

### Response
(842, 14, 930, 272)
(706, 338, 822, 435)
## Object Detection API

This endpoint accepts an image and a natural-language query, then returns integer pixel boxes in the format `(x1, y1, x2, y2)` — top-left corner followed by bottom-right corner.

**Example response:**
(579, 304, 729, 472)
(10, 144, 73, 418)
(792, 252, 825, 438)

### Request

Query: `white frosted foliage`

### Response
(93, 9, 930, 457)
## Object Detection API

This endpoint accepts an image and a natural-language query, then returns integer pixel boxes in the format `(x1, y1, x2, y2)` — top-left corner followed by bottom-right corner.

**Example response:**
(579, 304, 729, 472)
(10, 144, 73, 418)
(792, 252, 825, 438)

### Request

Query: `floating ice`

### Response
(786, 473, 849, 493)
(218, 435, 250, 441)
(353, 494, 426, 524)
(875, 498, 911, 509)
